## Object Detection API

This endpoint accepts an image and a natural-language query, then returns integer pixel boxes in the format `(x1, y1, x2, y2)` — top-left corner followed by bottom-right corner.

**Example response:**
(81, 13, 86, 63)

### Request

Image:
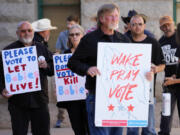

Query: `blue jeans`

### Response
(127, 99, 156, 135)
(86, 94, 123, 135)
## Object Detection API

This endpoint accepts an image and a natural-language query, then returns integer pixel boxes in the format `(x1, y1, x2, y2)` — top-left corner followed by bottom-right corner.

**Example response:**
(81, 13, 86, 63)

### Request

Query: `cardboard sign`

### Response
(2, 46, 41, 95)
(95, 43, 152, 127)
(53, 53, 86, 102)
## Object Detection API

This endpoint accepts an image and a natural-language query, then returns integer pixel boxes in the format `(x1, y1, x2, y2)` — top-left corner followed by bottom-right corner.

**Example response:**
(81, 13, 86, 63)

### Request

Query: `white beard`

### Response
(19, 36, 33, 44)
(108, 23, 119, 30)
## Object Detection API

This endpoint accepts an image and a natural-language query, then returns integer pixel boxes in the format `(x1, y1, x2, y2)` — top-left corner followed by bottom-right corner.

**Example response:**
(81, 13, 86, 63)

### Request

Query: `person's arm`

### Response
(164, 77, 180, 86)
(67, 37, 90, 76)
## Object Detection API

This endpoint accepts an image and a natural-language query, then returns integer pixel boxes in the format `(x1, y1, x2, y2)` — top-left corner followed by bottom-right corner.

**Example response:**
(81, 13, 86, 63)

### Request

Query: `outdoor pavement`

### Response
(0, 128, 180, 135)
(0, 99, 180, 135)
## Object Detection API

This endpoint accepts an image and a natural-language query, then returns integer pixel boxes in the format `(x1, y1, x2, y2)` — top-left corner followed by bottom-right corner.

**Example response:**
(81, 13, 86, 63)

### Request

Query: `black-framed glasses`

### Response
(69, 33, 81, 37)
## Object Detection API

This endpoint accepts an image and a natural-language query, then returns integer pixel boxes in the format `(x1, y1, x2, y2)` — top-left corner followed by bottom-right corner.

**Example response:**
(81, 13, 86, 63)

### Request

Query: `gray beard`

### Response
(19, 37, 33, 44)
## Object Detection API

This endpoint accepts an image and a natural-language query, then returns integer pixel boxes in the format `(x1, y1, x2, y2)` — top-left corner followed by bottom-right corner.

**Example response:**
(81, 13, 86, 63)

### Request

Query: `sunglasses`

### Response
(20, 29, 33, 33)
(69, 33, 81, 37)
(131, 23, 144, 27)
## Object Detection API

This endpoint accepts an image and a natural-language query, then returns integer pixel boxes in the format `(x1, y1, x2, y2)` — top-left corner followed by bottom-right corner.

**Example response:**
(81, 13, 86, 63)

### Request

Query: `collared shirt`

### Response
(67, 28, 130, 94)
(55, 30, 69, 53)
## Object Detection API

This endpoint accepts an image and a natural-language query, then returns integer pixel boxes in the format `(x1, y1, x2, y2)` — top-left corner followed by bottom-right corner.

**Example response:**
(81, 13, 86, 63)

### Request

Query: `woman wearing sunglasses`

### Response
(57, 24, 89, 135)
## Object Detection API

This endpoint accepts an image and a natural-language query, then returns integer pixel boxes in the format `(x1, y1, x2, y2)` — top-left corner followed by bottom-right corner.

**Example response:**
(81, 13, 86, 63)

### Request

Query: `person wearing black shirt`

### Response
(126, 14, 165, 135)
(67, 3, 155, 135)
(57, 24, 89, 135)
(0, 21, 54, 135)
(158, 16, 180, 135)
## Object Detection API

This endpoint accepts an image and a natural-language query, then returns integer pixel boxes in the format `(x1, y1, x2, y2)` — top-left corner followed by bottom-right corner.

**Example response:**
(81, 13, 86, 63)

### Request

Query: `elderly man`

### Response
(158, 16, 180, 135)
(127, 14, 165, 135)
(32, 18, 57, 48)
(0, 21, 54, 135)
(67, 3, 155, 135)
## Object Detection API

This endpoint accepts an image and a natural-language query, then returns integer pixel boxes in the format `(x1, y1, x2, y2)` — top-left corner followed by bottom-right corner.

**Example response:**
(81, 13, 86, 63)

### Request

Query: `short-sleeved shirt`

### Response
(55, 30, 69, 53)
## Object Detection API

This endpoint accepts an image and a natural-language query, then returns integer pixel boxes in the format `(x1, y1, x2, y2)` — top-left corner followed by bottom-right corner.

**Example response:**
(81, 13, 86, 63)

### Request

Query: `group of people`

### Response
(0, 2, 180, 135)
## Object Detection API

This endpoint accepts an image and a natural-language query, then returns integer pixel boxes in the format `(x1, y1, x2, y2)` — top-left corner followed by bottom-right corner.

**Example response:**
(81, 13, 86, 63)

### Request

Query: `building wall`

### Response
(0, 0, 37, 50)
(81, 0, 172, 39)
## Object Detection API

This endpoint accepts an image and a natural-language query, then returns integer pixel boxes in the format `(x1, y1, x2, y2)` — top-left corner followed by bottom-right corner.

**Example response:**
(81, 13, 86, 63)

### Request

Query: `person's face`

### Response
(160, 23, 175, 37)
(16, 22, 34, 45)
(39, 30, 50, 42)
(67, 21, 77, 30)
(69, 27, 83, 48)
(100, 9, 120, 30)
(130, 16, 145, 36)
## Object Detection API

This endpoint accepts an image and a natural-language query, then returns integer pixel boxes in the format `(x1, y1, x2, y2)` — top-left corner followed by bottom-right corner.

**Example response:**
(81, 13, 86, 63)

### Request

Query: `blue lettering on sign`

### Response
(28, 73, 34, 79)
(79, 87, 85, 94)
(18, 73, 23, 81)
(3, 47, 34, 59)
(58, 86, 64, 95)
(70, 85, 75, 95)
(5, 74, 11, 83)
(54, 54, 72, 64)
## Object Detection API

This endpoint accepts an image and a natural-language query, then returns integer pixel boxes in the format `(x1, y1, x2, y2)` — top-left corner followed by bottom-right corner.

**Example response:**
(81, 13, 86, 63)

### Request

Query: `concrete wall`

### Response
(0, 0, 37, 50)
(81, 0, 172, 39)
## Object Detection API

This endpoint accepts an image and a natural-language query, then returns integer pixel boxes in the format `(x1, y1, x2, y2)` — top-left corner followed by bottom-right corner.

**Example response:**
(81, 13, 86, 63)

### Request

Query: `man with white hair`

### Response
(0, 21, 54, 135)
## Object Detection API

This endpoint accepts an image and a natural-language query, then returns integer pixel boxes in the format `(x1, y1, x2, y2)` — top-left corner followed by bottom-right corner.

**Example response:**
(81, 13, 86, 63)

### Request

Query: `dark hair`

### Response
(66, 15, 79, 23)
(176, 23, 180, 45)
(97, 3, 120, 28)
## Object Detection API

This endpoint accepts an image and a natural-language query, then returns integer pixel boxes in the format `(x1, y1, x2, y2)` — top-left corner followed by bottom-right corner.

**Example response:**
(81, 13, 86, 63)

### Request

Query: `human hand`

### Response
(87, 66, 101, 77)
(163, 77, 175, 86)
(145, 71, 154, 81)
(2, 89, 12, 99)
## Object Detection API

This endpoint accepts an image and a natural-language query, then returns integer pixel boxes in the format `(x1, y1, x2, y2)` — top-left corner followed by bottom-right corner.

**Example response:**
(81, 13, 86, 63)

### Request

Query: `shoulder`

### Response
(115, 31, 131, 43)
(3, 41, 21, 50)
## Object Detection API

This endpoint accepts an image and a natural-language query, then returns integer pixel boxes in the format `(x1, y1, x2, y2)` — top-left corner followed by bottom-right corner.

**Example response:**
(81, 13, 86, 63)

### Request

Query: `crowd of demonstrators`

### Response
(121, 9, 155, 39)
(158, 16, 180, 135)
(0, 21, 54, 135)
(55, 15, 79, 53)
(126, 14, 165, 135)
(56, 24, 89, 135)
(1, 2, 180, 135)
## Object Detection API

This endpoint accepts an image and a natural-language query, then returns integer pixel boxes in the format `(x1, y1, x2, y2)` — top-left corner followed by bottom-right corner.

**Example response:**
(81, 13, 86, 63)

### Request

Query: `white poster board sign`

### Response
(95, 43, 152, 127)
(53, 53, 86, 102)
(2, 46, 41, 95)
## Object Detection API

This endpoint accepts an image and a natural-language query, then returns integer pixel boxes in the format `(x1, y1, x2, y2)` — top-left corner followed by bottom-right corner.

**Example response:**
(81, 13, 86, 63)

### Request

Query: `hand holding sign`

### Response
(2, 88, 13, 99)
(87, 66, 101, 77)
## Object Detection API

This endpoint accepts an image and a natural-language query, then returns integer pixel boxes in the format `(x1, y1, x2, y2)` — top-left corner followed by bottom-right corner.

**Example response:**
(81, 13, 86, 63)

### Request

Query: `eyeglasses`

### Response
(69, 33, 81, 37)
(131, 23, 144, 27)
(20, 29, 33, 33)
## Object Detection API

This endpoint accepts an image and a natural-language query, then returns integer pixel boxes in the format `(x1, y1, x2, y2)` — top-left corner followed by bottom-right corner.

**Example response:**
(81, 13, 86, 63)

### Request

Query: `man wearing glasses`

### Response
(127, 14, 165, 135)
(0, 21, 54, 135)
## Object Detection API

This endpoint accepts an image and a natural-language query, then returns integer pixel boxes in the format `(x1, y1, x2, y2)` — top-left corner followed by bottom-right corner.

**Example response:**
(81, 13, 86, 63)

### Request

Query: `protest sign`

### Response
(95, 43, 151, 127)
(2, 46, 41, 95)
(53, 53, 86, 102)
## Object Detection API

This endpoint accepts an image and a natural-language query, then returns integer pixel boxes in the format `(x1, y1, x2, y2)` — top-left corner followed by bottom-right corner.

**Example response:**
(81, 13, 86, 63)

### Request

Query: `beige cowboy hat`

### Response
(32, 18, 57, 32)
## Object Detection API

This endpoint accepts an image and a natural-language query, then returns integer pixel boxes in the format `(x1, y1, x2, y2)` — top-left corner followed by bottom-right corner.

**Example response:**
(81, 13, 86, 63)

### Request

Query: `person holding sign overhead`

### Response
(126, 14, 165, 135)
(0, 21, 54, 135)
(57, 24, 89, 135)
(68, 3, 154, 135)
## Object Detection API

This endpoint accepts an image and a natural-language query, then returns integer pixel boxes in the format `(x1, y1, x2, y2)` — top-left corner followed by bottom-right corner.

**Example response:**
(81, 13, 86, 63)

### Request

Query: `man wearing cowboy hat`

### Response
(121, 9, 154, 38)
(32, 18, 57, 48)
